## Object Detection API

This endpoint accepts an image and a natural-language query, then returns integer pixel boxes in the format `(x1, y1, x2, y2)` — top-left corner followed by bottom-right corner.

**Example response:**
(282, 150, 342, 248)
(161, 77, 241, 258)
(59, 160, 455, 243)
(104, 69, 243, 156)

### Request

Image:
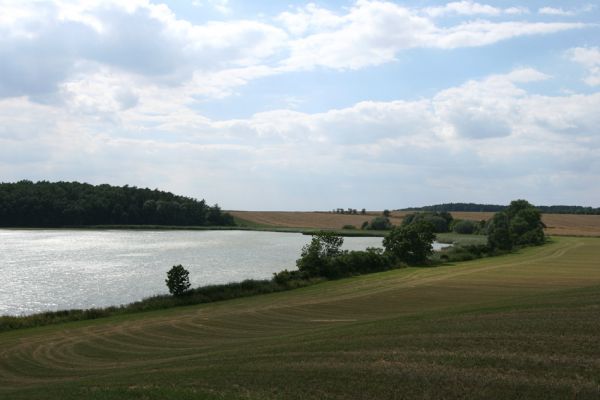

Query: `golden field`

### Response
(230, 210, 600, 236)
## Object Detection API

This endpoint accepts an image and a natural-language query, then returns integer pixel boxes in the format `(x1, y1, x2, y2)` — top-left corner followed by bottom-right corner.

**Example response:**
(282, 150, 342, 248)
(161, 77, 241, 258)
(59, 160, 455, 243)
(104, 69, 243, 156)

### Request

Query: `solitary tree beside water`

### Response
(166, 265, 191, 296)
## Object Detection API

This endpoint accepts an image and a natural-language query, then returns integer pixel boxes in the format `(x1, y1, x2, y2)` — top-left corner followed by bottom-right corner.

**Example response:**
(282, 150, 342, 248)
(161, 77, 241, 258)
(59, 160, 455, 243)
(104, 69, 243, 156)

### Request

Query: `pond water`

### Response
(0, 229, 448, 316)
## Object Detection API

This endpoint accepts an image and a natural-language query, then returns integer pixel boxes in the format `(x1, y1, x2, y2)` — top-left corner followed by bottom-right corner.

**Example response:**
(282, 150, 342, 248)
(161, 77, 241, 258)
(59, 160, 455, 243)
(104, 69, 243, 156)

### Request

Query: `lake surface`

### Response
(0, 230, 448, 316)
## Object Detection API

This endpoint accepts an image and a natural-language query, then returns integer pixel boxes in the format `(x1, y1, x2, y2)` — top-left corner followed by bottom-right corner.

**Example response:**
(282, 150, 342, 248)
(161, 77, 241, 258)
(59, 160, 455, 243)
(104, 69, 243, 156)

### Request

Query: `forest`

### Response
(401, 202, 600, 214)
(0, 181, 234, 227)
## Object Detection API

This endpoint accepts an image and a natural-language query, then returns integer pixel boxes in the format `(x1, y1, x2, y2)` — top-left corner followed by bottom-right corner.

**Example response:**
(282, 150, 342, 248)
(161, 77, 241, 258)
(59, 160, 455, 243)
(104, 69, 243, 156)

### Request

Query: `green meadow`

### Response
(1, 236, 599, 399)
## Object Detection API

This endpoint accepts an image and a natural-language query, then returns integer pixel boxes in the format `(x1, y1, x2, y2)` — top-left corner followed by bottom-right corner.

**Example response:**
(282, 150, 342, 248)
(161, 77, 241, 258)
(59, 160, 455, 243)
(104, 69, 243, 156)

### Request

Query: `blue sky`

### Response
(0, 1, 599, 210)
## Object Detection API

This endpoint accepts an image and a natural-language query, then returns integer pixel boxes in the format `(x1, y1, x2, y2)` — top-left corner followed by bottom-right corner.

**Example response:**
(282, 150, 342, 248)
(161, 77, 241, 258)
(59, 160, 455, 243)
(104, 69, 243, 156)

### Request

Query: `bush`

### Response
(342, 224, 356, 230)
(452, 219, 477, 234)
(437, 244, 499, 263)
(402, 212, 453, 233)
(165, 264, 191, 296)
(383, 221, 436, 264)
(328, 248, 393, 278)
(365, 216, 392, 230)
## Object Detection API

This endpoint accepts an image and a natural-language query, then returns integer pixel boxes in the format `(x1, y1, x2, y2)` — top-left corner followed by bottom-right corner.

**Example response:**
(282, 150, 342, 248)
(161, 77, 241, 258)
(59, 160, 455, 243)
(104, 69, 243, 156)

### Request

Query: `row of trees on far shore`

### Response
(0, 180, 234, 227)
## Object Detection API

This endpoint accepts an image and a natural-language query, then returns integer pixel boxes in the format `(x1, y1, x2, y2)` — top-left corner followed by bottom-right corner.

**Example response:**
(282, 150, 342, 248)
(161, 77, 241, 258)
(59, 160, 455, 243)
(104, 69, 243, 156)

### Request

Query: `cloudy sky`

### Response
(1, 0, 599, 210)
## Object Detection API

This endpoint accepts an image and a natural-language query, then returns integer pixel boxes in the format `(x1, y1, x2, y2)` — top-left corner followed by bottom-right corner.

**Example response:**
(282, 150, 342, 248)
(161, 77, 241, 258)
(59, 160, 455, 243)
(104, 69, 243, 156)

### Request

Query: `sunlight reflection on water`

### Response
(0, 230, 448, 315)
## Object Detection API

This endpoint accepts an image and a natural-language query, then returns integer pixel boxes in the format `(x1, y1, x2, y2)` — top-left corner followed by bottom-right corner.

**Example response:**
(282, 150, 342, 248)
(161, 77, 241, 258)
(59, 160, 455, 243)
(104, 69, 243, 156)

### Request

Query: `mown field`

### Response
(1, 236, 599, 399)
(230, 210, 600, 236)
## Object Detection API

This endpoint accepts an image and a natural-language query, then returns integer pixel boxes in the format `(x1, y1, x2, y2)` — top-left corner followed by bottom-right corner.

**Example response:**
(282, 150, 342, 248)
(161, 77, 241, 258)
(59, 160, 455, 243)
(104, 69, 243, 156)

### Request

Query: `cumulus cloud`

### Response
(0, 1, 288, 99)
(2, 65, 599, 208)
(0, 0, 589, 100)
(568, 47, 600, 86)
(1, 1, 598, 208)
(282, 1, 585, 70)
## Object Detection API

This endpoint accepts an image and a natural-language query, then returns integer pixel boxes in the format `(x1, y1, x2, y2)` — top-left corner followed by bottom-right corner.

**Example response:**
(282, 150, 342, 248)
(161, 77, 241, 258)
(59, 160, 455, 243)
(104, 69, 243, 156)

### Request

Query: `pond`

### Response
(0, 229, 448, 315)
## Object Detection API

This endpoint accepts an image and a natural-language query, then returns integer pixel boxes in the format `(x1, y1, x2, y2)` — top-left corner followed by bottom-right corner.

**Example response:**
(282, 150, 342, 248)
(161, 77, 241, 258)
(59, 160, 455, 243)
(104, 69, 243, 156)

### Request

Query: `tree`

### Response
(296, 231, 344, 277)
(487, 200, 545, 250)
(487, 211, 512, 250)
(367, 216, 392, 230)
(383, 209, 391, 217)
(401, 211, 452, 233)
(383, 221, 436, 264)
(165, 264, 191, 296)
(452, 219, 477, 234)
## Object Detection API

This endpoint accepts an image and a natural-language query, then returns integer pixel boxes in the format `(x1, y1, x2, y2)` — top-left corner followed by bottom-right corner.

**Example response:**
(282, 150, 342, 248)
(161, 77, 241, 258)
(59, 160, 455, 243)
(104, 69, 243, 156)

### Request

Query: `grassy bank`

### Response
(1, 236, 599, 399)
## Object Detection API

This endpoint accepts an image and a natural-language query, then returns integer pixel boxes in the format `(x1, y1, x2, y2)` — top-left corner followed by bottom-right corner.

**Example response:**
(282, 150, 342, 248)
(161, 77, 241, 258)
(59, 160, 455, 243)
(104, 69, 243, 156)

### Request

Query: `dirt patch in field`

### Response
(230, 211, 600, 237)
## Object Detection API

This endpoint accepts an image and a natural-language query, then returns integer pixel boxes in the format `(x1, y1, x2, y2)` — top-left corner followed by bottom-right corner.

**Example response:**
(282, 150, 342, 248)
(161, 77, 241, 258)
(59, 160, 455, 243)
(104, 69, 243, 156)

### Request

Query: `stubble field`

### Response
(230, 210, 600, 236)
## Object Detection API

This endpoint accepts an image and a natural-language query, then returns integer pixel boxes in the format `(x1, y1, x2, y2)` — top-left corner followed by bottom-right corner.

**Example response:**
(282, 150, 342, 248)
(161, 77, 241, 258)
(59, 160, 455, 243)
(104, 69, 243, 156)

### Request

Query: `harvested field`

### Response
(231, 210, 405, 229)
(231, 210, 600, 237)
(1, 237, 599, 399)
(450, 212, 600, 237)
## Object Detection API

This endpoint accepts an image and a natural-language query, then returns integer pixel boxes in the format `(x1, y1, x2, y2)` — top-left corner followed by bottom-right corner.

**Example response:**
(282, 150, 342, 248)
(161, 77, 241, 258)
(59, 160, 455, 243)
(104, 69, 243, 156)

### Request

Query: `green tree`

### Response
(383, 209, 391, 217)
(487, 211, 512, 250)
(367, 216, 392, 230)
(487, 200, 545, 250)
(296, 231, 344, 277)
(452, 219, 477, 234)
(401, 212, 452, 233)
(383, 221, 436, 264)
(165, 264, 191, 296)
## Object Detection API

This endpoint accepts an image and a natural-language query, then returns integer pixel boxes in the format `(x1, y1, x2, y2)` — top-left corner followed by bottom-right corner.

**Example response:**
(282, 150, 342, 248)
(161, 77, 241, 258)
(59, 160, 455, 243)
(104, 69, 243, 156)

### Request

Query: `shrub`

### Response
(366, 216, 392, 230)
(165, 264, 191, 296)
(452, 219, 477, 234)
(402, 212, 453, 233)
(328, 248, 393, 278)
(342, 224, 356, 230)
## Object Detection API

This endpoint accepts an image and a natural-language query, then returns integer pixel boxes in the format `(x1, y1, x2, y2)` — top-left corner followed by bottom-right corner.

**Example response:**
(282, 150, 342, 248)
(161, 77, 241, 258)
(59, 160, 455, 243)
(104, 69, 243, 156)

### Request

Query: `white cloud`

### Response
(276, 3, 345, 36)
(0, 1, 288, 98)
(1, 66, 599, 208)
(425, 1, 528, 17)
(0, 0, 588, 99)
(434, 21, 586, 49)
(191, 0, 231, 14)
(282, 1, 585, 70)
(568, 47, 600, 86)
(0, 1, 598, 208)
(539, 7, 575, 16)
(538, 4, 596, 16)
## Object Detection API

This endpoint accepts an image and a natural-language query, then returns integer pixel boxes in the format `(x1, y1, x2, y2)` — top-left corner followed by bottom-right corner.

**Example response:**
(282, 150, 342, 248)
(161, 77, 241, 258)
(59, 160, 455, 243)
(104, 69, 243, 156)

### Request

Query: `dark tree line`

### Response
(401, 202, 600, 215)
(0, 180, 234, 227)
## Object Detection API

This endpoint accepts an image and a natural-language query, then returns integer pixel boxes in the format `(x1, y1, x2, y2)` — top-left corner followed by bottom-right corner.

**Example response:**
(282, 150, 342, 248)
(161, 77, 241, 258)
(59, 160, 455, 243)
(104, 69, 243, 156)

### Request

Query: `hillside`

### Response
(0, 181, 233, 227)
(1, 236, 599, 399)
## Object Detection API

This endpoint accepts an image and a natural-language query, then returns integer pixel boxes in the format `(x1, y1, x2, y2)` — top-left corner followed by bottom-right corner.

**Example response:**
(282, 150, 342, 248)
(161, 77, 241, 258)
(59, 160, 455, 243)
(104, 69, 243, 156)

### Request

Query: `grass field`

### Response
(230, 210, 600, 237)
(2, 236, 599, 399)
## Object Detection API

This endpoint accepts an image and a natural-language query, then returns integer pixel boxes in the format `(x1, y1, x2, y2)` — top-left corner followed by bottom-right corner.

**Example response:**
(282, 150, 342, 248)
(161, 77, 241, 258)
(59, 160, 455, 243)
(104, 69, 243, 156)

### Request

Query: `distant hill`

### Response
(400, 202, 600, 215)
(0, 180, 234, 227)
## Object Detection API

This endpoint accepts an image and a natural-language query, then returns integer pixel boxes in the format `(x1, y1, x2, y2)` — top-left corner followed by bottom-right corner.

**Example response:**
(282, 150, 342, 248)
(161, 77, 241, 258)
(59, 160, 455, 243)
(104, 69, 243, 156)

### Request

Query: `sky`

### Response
(1, 0, 599, 210)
